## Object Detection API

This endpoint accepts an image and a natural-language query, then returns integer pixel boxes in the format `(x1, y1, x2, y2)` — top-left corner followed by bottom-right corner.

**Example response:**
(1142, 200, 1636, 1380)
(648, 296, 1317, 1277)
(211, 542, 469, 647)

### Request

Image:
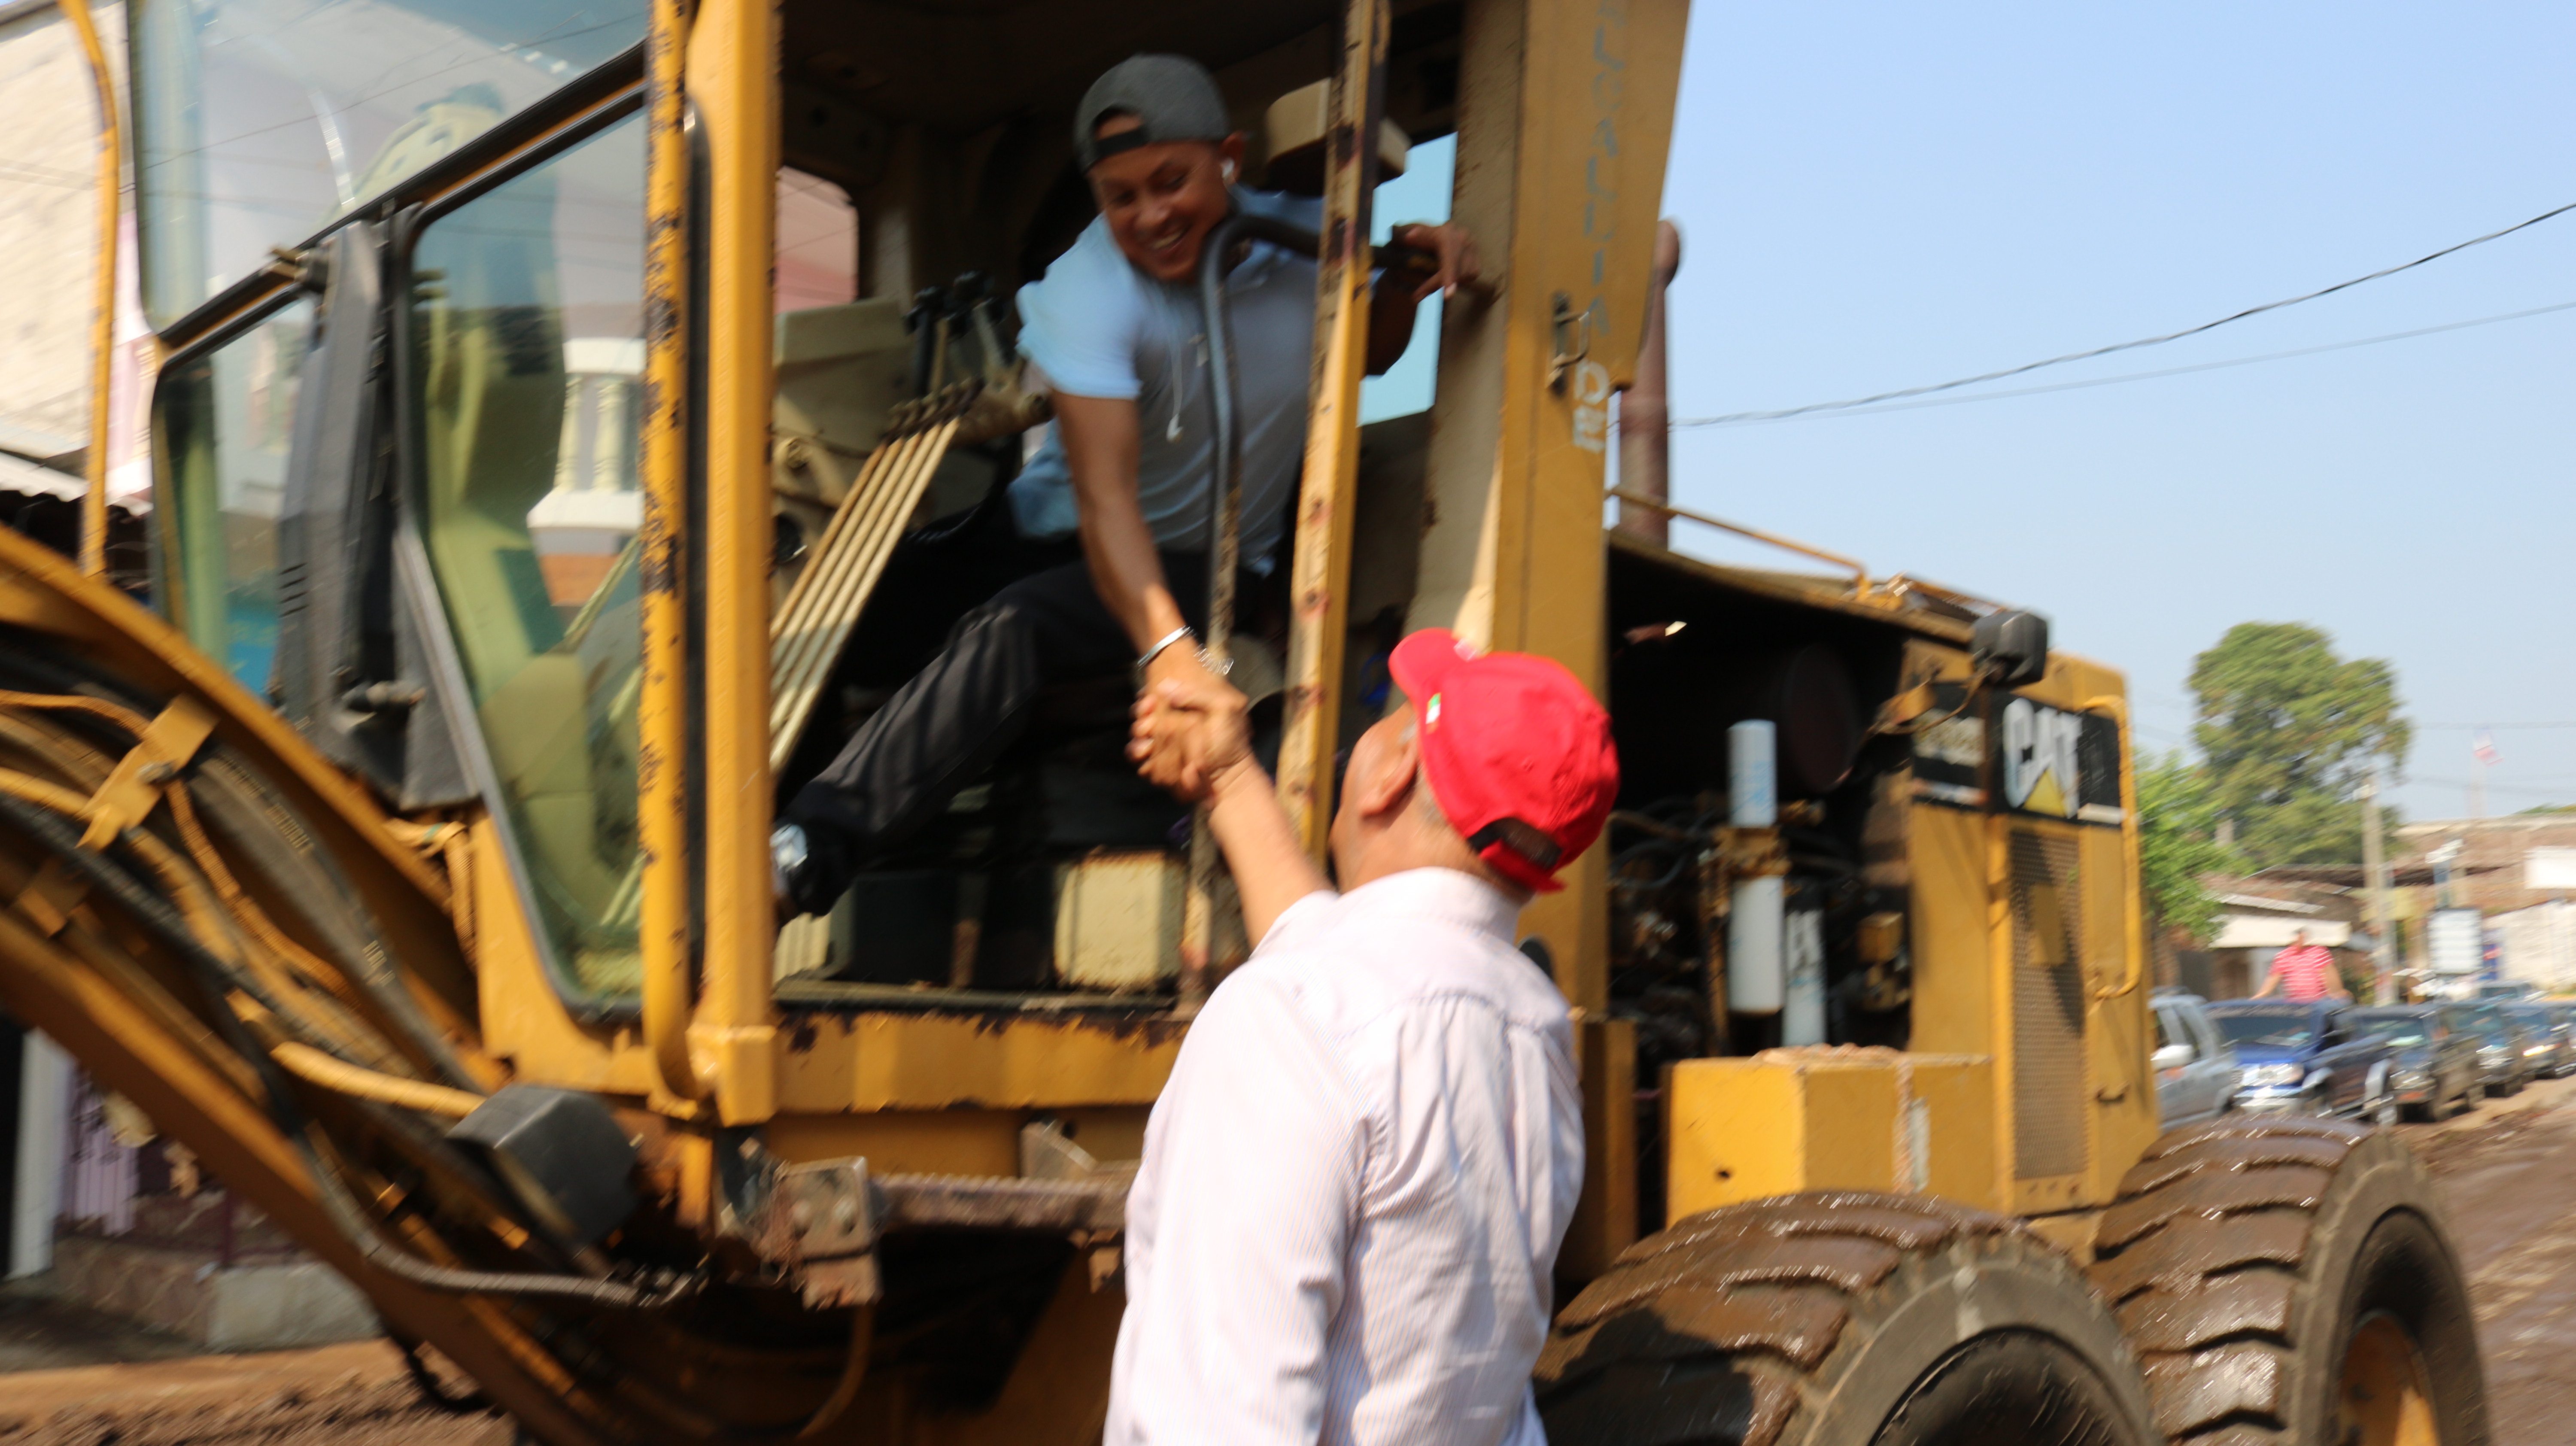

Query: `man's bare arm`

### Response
(1057, 394, 1209, 689)
(1131, 677, 1328, 942)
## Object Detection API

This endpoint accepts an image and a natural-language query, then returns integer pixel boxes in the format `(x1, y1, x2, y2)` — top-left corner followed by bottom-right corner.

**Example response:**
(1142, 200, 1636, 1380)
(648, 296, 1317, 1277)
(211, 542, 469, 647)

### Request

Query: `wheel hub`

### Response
(2338, 1312, 2437, 1446)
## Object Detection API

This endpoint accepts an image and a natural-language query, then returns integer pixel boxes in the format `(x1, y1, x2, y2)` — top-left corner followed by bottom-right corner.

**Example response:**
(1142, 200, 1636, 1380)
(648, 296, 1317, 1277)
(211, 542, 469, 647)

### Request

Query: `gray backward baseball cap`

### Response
(1074, 54, 1232, 171)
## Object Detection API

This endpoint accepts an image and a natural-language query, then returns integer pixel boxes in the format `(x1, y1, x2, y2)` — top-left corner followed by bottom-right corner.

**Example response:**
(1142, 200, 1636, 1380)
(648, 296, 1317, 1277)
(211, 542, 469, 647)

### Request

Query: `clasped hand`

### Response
(1129, 674, 1255, 802)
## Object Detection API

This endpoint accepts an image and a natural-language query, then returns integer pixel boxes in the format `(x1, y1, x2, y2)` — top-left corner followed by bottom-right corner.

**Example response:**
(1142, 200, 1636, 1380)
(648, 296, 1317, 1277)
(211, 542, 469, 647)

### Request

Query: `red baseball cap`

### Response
(1387, 630, 1620, 893)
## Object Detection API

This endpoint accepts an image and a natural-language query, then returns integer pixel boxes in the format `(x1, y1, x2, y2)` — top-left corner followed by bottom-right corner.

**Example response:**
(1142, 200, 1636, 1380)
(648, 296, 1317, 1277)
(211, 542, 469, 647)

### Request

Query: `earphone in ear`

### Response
(1222, 161, 1237, 181)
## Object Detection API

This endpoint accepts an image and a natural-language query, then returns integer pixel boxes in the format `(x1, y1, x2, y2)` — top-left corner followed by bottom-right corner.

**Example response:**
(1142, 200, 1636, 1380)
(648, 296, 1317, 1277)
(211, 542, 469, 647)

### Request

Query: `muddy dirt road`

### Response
(2410, 1072, 2576, 1446)
(4, 1081, 2574, 1445)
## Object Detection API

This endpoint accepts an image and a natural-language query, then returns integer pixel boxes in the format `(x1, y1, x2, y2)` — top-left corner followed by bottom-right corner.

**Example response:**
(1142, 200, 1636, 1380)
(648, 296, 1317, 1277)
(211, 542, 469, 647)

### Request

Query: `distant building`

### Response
(2170, 875, 2364, 1000)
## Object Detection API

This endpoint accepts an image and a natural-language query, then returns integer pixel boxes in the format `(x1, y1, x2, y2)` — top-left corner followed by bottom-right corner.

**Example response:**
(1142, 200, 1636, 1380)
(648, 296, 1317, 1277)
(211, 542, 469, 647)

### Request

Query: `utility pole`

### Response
(2360, 764, 2395, 1002)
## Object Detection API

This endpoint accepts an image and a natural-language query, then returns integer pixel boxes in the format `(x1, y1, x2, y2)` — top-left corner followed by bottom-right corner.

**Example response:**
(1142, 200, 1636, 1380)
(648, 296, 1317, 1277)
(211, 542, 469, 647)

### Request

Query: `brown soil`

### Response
(2409, 1072, 2576, 1446)
(0, 1340, 509, 1446)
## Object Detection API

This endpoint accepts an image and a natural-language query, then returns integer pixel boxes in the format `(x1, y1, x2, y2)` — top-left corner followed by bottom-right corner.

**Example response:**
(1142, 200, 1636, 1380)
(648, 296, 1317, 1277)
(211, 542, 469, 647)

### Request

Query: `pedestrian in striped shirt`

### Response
(2254, 929, 2349, 1002)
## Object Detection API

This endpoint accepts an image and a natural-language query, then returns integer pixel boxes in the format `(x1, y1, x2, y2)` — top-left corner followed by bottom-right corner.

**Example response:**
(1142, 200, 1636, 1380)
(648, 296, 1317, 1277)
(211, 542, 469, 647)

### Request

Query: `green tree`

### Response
(2188, 623, 2409, 869)
(2136, 751, 2243, 945)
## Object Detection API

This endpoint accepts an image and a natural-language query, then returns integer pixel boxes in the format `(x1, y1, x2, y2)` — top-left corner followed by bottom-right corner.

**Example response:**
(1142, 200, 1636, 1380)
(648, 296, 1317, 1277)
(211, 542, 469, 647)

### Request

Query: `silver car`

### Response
(2153, 988, 2244, 1130)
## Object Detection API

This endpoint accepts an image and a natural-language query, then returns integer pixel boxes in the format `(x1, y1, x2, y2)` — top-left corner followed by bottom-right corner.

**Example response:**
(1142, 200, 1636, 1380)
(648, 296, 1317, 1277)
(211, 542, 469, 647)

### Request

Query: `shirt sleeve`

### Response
(1108, 970, 1363, 1443)
(1015, 231, 1144, 400)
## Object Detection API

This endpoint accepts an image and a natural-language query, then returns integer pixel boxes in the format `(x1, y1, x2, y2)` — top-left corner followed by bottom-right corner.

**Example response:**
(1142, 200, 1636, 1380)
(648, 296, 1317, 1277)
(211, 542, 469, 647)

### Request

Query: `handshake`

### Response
(1127, 671, 1260, 803)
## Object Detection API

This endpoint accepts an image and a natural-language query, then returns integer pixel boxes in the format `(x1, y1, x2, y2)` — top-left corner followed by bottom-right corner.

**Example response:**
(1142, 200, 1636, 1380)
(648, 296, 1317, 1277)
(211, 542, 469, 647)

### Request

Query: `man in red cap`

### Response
(1108, 629, 1617, 1445)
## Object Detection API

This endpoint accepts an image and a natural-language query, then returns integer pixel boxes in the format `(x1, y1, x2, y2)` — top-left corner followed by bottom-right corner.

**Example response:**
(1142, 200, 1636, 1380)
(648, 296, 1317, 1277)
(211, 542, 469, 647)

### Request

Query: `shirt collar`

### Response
(1335, 867, 1524, 944)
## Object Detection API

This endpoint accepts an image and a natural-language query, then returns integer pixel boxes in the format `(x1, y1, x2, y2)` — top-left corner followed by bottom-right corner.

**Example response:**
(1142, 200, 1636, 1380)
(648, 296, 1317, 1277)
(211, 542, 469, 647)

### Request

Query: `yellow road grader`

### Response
(0, 0, 2485, 1440)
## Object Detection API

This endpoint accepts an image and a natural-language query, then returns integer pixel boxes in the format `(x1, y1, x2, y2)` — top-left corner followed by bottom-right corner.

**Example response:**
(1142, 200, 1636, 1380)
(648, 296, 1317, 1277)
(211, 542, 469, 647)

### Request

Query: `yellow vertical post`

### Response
(638, 0, 702, 1103)
(1274, 0, 1392, 857)
(686, 0, 779, 1124)
(61, 0, 119, 578)
(1410, 0, 1688, 1013)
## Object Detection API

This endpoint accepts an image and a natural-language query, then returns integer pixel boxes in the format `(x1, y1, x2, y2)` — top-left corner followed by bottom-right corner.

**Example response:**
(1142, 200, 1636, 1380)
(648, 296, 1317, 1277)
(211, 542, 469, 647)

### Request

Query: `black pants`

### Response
(782, 545, 1264, 913)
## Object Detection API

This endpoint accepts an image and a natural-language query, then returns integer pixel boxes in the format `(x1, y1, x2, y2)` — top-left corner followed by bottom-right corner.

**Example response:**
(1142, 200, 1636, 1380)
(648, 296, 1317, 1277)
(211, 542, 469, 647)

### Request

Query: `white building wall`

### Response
(2496, 901, 2576, 993)
(10, 1031, 70, 1277)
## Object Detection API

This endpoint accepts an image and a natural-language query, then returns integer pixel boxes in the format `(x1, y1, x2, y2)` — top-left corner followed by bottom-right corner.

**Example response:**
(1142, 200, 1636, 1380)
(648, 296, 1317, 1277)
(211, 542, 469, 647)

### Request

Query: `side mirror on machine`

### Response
(2152, 1042, 2196, 1071)
(1971, 608, 2050, 687)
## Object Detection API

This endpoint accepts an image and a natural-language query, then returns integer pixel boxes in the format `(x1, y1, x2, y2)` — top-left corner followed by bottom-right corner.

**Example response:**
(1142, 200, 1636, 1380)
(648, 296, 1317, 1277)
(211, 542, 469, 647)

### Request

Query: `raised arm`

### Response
(1056, 393, 1217, 692)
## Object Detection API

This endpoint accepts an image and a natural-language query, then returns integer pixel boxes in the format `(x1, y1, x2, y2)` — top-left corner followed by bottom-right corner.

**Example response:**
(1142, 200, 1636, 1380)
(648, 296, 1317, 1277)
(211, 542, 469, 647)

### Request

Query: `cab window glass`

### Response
(153, 299, 315, 690)
(2153, 1007, 2178, 1050)
(776, 169, 857, 313)
(1357, 132, 1455, 425)
(409, 115, 643, 996)
(131, 0, 647, 326)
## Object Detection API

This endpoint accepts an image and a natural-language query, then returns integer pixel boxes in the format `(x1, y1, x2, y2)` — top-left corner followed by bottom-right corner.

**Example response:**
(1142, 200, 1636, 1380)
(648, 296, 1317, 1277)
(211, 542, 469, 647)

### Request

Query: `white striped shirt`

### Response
(1107, 868, 1585, 1446)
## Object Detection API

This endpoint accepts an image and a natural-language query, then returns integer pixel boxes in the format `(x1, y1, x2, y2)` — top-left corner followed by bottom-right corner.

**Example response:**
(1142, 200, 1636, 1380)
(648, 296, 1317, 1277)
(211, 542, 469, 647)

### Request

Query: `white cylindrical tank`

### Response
(1728, 721, 1785, 1015)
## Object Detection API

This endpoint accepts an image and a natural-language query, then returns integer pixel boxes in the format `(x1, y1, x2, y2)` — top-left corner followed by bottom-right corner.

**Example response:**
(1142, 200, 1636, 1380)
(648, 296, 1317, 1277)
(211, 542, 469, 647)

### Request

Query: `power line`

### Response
(1673, 299, 2576, 424)
(1674, 198, 2576, 427)
(2421, 722, 2576, 730)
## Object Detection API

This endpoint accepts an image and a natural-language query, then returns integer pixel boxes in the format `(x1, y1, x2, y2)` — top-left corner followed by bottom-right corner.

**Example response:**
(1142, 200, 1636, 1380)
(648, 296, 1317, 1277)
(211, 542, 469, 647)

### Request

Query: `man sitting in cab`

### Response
(773, 53, 1477, 914)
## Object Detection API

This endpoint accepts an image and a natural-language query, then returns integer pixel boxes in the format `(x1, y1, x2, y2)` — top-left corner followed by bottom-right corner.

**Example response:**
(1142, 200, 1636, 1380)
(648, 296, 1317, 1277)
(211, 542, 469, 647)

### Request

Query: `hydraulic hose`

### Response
(0, 788, 699, 1311)
(270, 1040, 486, 1118)
(0, 636, 477, 1090)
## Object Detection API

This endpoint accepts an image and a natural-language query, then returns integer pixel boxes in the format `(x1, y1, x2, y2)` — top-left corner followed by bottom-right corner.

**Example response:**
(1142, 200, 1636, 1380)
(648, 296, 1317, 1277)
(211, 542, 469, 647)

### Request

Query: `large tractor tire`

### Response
(1537, 1192, 2158, 1446)
(2087, 1116, 2487, 1446)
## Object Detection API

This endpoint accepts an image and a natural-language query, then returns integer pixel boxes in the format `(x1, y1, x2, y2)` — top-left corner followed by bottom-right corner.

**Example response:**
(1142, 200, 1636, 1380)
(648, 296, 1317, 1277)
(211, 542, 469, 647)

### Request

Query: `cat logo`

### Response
(2001, 697, 2082, 820)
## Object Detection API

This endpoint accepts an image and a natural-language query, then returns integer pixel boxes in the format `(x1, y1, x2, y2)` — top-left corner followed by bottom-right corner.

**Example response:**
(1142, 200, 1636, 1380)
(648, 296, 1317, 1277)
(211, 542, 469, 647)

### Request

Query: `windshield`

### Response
(2213, 1012, 2315, 1048)
(2353, 1014, 2433, 1048)
(409, 115, 644, 996)
(131, 0, 646, 326)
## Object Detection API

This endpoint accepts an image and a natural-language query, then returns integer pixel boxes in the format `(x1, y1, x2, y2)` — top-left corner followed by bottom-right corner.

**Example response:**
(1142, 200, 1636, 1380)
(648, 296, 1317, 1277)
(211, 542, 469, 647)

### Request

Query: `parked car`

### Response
(2207, 1001, 2400, 1124)
(2457, 1001, 2537, 1096)
(2503, 1002, 2576, 1079)
(2151, 989, 2242, 1130)
(2347, 1005, 2483, 1120)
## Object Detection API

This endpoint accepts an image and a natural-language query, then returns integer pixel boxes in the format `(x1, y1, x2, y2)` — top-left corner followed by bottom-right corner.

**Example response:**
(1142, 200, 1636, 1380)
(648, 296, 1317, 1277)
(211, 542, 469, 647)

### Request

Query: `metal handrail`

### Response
(1605, 486, 1875, 599)
(61, 0, 119, 577)
(1178, 212, 1320, 1004)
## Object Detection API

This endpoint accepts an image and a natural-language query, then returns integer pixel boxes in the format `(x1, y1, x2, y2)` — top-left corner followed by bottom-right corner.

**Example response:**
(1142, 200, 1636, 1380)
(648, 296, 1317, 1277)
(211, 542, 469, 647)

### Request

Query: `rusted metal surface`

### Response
(636, 0, 698, 1104)
(879, 1173, 1130, 1234)
(1273, 0, 1391, 860)
(751, 1156, 1129, 1309)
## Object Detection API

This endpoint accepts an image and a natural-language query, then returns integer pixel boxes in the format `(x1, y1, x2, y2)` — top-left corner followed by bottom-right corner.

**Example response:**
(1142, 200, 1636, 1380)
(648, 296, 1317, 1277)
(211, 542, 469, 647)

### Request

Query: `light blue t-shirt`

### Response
(1010, 188, 1324, 571)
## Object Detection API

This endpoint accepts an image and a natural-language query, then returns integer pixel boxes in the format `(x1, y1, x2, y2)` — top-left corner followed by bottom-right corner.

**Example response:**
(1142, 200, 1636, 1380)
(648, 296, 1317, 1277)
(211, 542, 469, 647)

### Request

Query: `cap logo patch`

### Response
(1424, 694, 1442, 729)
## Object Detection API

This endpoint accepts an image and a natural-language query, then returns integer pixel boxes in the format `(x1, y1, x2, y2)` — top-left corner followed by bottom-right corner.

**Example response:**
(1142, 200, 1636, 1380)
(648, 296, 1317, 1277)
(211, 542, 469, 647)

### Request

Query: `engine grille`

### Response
(2010, 829, 2088, 1179)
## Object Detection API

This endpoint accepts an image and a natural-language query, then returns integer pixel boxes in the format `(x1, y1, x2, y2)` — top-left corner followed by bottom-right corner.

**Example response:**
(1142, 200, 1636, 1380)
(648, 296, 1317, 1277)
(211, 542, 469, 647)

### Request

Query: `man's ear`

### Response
(1347, 720, 1419, 820)
(1220, 132, 1247, 180)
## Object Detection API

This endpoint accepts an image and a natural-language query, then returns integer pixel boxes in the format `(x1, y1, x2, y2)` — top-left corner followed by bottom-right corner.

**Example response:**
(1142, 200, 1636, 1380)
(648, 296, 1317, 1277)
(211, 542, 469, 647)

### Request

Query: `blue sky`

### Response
(1641, 3, 2576, 828)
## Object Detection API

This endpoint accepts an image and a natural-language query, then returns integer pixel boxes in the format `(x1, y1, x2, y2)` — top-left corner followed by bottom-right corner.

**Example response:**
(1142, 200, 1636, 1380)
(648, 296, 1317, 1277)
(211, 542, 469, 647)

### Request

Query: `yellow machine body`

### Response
(0, 0, 2184, 1439)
